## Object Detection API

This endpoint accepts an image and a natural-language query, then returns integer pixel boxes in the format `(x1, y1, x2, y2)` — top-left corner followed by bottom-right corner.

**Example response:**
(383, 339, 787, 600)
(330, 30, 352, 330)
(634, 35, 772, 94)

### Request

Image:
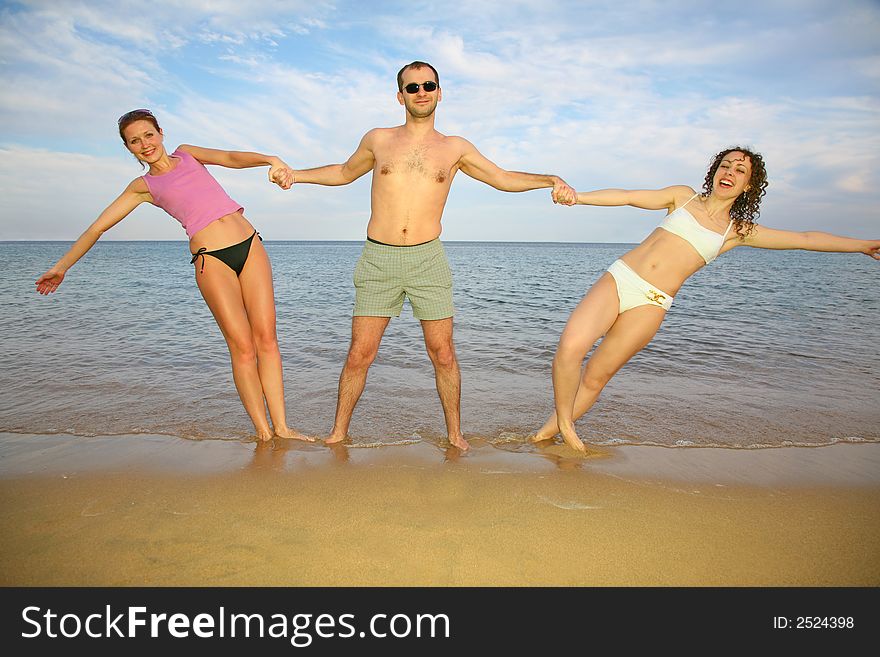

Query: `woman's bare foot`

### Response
(530, 415, 560, 443)
(529, 429, 558, 444)
(274, 426, 316, 442)
(559, 425, 587, 453)
(256, 428, 274, 442)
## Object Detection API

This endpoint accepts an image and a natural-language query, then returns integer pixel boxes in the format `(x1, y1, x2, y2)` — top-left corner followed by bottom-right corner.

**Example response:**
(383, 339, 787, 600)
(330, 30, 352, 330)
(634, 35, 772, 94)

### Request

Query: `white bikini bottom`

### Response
(606, 259, 674, 313)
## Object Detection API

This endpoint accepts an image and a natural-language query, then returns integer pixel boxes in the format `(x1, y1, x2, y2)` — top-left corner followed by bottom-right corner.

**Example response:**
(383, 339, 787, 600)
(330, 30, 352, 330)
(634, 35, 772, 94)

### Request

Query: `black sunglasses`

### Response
(403, 81, 438, 94)
(117, 109, 154, 125)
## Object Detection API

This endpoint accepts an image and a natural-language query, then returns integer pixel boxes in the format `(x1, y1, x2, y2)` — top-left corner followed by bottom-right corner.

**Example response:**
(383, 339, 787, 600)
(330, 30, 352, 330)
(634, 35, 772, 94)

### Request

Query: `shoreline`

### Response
(2, 431, 878, 486)
(1, 432, 878, 586)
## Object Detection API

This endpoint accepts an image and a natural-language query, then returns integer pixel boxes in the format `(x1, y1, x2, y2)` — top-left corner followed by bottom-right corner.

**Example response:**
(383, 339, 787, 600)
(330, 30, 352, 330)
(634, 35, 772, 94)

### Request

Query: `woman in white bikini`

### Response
(35, 109, 314, 443)
(534, 147, 880, 452)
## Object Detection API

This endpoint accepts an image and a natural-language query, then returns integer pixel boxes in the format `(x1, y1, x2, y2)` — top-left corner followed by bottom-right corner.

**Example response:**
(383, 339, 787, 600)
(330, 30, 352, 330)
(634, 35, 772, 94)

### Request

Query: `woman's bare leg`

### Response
(538, 291, 667, 450)
(196, 257, 275, 441)
(542, 274, 620, 451)
(238, 239, 312, 441)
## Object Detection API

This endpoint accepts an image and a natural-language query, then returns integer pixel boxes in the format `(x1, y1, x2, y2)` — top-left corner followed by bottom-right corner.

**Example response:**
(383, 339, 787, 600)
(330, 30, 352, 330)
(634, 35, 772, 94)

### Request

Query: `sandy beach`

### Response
(0, 431, 878, 586)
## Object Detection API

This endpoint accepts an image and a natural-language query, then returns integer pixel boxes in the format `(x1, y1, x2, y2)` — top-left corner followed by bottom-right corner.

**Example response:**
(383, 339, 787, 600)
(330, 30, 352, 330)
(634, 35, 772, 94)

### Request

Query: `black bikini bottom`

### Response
(190, 231, 261, 276)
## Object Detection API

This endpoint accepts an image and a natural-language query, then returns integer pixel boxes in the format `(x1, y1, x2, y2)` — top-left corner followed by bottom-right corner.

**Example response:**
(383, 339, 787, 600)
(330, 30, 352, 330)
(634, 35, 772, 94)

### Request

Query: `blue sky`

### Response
(1, 0, 878, 242)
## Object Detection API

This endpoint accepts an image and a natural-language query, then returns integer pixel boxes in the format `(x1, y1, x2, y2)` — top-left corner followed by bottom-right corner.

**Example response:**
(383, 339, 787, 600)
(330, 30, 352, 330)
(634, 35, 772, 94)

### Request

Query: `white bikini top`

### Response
(658, 193, 733, 264)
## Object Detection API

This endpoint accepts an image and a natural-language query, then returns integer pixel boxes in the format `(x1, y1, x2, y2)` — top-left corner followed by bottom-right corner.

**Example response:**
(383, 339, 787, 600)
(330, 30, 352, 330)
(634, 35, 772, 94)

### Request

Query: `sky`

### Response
(1, 0, 878, 242)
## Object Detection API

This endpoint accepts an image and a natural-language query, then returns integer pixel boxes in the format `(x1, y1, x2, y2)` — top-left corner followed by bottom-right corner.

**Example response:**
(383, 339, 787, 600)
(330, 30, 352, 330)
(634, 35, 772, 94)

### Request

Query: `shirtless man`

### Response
(293, 61, 575, 451)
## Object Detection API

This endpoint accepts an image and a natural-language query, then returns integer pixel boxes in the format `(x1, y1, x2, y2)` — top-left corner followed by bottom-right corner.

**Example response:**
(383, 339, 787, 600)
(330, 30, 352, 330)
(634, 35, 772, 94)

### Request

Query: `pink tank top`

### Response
(143, 149, 243, 238)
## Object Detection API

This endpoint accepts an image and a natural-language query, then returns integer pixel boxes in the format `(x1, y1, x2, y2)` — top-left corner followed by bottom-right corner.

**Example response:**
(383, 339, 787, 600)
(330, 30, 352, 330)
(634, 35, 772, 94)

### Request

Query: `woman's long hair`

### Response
(702, 147, 768, 238)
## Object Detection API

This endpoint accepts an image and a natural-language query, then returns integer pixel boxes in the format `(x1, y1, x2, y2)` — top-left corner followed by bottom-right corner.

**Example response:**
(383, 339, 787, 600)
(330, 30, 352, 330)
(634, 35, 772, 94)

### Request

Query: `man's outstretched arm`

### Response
(457, 138, 575, 204)
(293, 131, 377, 186)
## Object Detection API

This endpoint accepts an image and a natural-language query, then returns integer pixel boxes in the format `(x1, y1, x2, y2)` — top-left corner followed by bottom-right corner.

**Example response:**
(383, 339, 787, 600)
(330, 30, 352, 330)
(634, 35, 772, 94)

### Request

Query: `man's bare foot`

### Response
(448, 434, 470, 451)
(328, 442, 350, 462)
(274, 426, 316, 442)
(324, 433, 348, 445)
(559, 425, 587, 453)
(444, 445, 463, 461)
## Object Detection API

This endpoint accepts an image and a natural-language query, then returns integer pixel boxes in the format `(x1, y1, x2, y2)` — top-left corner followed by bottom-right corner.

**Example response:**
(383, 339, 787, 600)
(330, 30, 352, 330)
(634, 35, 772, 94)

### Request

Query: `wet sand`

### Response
(0, 432, 878, 586)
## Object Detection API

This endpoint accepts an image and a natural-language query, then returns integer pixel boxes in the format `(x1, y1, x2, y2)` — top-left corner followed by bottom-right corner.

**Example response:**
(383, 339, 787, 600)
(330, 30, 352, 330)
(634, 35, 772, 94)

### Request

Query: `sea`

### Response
(2, 240, 878, 450)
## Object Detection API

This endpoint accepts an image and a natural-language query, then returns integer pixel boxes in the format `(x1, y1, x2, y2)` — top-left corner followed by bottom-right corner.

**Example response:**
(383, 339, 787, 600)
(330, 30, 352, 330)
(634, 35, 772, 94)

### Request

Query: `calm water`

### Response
(2, 240, 878, 449)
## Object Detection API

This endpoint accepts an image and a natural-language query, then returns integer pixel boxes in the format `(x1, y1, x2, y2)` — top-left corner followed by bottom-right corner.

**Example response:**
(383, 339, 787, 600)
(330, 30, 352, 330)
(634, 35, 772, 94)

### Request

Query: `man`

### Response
(293, 61, 575, 451)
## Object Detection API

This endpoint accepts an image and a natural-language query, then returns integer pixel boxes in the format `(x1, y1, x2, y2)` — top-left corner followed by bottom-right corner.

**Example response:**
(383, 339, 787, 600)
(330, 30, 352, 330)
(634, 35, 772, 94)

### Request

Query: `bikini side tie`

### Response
(190, 247, 207, 274)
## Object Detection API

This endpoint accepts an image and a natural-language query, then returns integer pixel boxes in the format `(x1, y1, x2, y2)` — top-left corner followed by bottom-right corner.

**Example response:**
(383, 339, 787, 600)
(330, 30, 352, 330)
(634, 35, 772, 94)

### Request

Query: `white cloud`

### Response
(837, 173, 868, 194)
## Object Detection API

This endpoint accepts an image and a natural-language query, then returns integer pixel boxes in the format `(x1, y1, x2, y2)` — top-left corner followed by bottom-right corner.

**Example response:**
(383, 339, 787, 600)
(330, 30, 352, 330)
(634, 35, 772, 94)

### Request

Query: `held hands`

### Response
(551, 177, 577, 206)
(268, 162, 296, 190)
(862, 240, 880, 260)
(35, 268, 65, 295)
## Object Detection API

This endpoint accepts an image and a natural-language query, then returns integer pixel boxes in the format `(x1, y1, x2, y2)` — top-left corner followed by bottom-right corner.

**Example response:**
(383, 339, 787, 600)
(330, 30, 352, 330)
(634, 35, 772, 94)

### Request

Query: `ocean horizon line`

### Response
(2, 239, 639, 246)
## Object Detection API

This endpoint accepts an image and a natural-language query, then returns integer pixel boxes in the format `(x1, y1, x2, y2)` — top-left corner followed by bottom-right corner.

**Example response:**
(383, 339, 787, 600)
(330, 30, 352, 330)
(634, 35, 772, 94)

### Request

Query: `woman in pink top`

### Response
(35, 109, 313, 444)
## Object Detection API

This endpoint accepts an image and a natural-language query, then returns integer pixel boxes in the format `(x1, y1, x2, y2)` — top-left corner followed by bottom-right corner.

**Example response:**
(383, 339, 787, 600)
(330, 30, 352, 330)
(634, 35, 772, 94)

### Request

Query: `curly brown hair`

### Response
(702, 147, 768, 238)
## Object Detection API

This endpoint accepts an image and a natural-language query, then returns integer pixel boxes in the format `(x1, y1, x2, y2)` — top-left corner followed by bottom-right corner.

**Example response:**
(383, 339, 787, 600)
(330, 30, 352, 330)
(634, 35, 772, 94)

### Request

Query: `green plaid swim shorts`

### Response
(353, 238, 454, 320)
